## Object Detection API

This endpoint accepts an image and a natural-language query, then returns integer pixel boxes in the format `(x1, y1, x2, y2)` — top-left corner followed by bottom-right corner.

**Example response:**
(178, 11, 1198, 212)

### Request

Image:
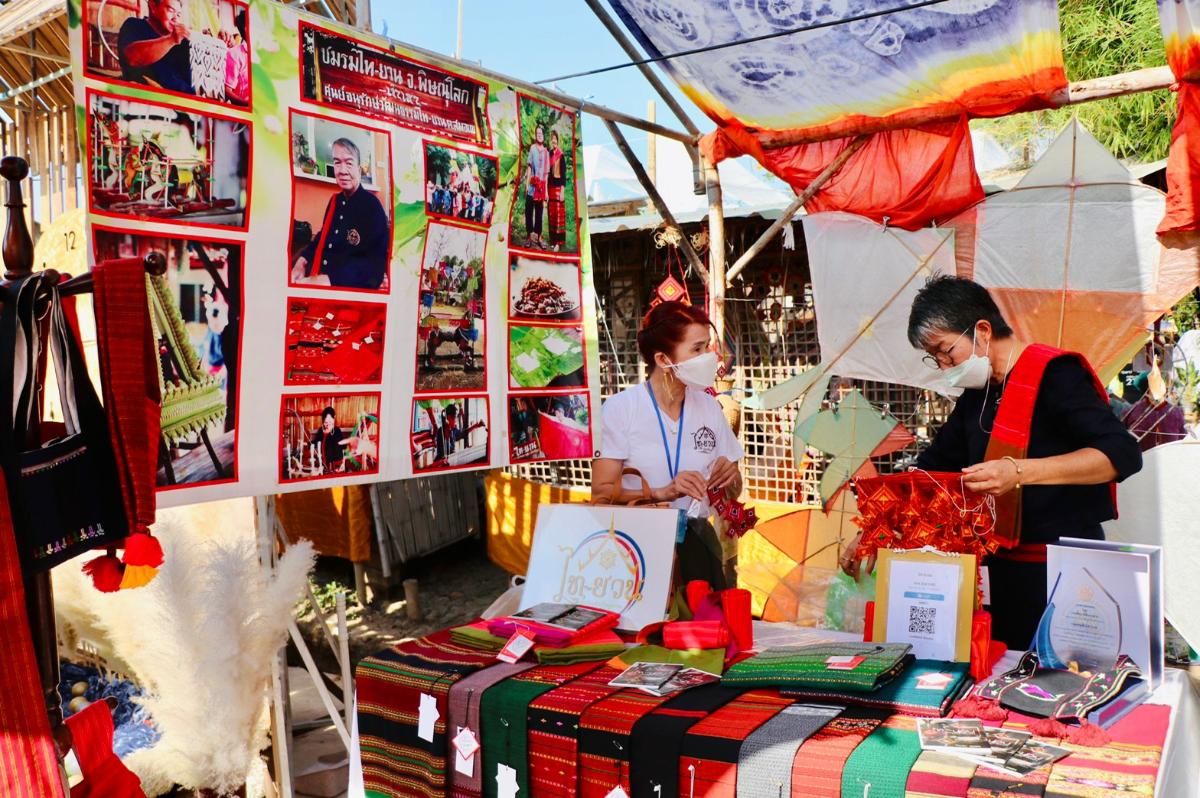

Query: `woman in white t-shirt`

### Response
(592, 301, 743, 589)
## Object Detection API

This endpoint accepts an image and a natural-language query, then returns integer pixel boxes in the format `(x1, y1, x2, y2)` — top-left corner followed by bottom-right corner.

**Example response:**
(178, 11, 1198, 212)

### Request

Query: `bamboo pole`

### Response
(604, 118, 710, 282)
(725, 136, 868, 284)
(703, 153, 726, 344)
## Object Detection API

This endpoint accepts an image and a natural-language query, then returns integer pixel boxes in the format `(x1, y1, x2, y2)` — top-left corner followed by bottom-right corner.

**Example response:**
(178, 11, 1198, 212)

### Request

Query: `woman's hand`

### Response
(839, 531, 876, 582)
(962, 458, 1020, 496)
(707, 456, 740, 492)
(652, 470, 708, 503)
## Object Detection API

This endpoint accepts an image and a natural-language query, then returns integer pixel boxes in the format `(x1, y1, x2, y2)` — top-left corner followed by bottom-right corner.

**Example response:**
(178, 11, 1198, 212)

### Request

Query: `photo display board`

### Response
(69, 0, 600, 505)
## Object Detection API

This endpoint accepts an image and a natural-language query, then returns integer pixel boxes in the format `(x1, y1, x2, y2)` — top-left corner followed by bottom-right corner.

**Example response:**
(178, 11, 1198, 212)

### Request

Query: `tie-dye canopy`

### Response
(606, 0, 1067, 141)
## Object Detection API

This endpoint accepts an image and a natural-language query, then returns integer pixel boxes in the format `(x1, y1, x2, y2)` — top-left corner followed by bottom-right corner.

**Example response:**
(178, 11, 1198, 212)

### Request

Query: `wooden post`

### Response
(336, 592, 353, 734)
(403, 578, 423, 621)
(703, 153, 725, 345)
(646, 100, 656, 190)
(257, 495, 294, 798)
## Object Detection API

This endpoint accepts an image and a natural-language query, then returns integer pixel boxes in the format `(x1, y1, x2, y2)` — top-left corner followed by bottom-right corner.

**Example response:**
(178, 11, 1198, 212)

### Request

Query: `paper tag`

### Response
(417, 692, 439, 742)
(915, 672, 955, 691)
(351, 342, 361, 350)
(453, 726, 478, 777)
(497, 763, 519, 798)
(325, 312, 335, 320)
(497, 630, 536, 663)
(332, 329, 342, 337)
(604, 787, 630, 798)
(364, 335, 374, 344)
(313, 321, 323, 330)
(825, 655, 866, 670)
(980, 566, 991, 606)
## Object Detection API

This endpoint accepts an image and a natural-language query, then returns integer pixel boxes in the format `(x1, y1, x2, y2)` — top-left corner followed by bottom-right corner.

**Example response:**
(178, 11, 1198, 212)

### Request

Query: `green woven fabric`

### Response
(449, 625, 626, 664)
(783, 660, 971, 717)
(450, 624, 505, 651)
(842, 716, 923, 798)
(722, 643, 913, 692)
(608, 644, 726, 676)
(480, 679, 550, 798)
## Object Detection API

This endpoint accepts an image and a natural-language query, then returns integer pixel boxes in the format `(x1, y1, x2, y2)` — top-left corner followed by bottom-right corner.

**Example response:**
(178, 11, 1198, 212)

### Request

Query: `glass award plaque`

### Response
(1035, 566, 1122, 673)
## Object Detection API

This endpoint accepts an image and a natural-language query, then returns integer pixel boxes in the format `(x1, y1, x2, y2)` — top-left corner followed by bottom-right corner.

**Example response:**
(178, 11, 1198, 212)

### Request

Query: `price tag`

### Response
(497, 630, 536, 663)
(604, 787, 630, 798)
(453, 726, 479, 776)
(497, 763, 519, 798)
(825, 655, 865, 670)
(915, 672, 955, 691)
(351, 342, 361, 350)
(325, 312, 335, 320)
(332, 329, 342, 337)
(364, 335, 374, 344)
(417, 692, 439, 742)
(980, 566, 991, 606)
(313, 321, 323, 330)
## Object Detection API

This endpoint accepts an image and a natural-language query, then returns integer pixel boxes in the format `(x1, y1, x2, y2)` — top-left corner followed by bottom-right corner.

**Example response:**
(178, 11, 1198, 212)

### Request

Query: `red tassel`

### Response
(82, 554, 125, 593)
(120, 533, 163, 568)
(950, 695, 1009, 721)
(1027, 717, 1073, 739)
(1066, 721, 1112, 747)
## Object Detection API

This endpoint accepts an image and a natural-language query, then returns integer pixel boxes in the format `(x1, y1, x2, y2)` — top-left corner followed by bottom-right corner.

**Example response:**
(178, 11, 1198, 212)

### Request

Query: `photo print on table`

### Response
(87, 89, 251, 229)
(411, 397, 489, 473)
(416, 220, 487, 393)
(508, 324, 586, 389)
(92, 226, 243, 489)
(83, 0, 252, 109)
(284, 297, 386, 385)
(508, 254, 582, 323)
(510, 94, 578, 255)
(280, 392, 380, 482)
(289, 110, 393, 292)
(508, 393, 591, 463)
(423, 141, 498, 229)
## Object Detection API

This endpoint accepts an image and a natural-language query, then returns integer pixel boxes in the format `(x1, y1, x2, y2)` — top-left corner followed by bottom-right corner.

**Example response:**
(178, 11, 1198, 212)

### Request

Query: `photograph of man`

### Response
(118, 0, 193, 95)
(411, 398, 489, 472)
(292, 136, 390, 291)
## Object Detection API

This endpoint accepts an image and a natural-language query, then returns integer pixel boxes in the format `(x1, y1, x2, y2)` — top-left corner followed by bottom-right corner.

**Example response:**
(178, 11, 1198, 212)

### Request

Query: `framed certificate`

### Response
(873, 548, 977, 662)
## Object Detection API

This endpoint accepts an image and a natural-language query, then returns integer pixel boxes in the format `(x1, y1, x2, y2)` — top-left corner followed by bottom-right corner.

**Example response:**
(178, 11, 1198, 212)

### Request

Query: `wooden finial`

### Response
(1, 156, 34, 282)
(144, 250, 168, 276)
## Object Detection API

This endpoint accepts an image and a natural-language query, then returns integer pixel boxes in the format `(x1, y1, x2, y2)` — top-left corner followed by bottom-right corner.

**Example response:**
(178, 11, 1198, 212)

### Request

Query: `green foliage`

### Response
(975, 0, 1174, 164)
(1172, 290, 1200, 332)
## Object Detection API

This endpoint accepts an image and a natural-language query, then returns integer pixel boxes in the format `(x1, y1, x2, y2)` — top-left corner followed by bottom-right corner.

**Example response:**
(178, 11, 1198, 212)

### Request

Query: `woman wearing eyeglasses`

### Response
(841, 276, 1142, 648)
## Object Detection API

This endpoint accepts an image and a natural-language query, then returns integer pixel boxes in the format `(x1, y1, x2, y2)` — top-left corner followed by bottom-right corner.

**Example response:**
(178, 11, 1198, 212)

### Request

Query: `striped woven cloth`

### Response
(446, 661, 536, 798)
(479, 661, 602, 798)
(735, 702, 844, 797)
(577, 688, 677, 797)
(628, 684, 744, 798)
(356, 632, 499, 798)
(791, 706, 890, 797)
(967, 763, 1049, 797)
(905, 750, 977, 797)
(784, 660, 972, 717)
(1044, 704, 1170, 798)
(842, 714, 924, 798)
(678, 689, 796, 798)
(527, 666, 624, 797)
(723, 643, 913, 692)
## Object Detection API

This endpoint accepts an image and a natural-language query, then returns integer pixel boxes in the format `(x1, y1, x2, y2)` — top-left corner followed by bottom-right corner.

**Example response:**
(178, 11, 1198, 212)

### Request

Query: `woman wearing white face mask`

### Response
(842, 276, 1142, 647)
(592, 301, 744, 589)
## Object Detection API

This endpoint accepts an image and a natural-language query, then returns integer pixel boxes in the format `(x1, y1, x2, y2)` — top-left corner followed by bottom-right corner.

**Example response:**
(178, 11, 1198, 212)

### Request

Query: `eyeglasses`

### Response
(921, 327, 972, 370)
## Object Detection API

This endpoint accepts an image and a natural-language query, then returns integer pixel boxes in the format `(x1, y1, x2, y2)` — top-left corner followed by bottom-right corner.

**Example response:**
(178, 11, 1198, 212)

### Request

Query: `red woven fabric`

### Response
(790, 708, 887, 797)
(1159, 82, 1200, 234)
(92, 258, 159, 533)
(677, 689, 794, 798)
(0, 475, 63, 798)
(65, 702, 144, 798)
(527, 666, 623, 798)
(577, 688, 674, 798)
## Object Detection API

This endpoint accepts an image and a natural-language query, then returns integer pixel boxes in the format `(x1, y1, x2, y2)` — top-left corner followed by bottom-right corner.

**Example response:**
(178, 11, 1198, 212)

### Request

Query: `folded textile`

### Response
(447, 661, 536, 798)
(976, 651, 1142, 720)
(1043, 704, 1170, 798)
(904, 750, 977, 797)
(967, 762, 1049, 797)
(578, 688, 677, 798)
(528, 666, 624, 797)
(723, 642, 913, 692)
(736, 702, 844, 798)
(487, 605, 620, 646)
(535, 640, 628, 665)
(609, 644, 726, 676)
(784, 660, 972, 717)
(791, 706, 891, 797)
(663, 620, 730, 650)
(678, 689, 796, 797)
(842, 714, 924, 798)
(450, 621, 626, 663)
(480, 662, 602, 798)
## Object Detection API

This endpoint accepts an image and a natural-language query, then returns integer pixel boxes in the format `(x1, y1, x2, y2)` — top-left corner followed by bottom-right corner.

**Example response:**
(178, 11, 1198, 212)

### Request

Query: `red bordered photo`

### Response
(508, 253, 583, 324)
(415, 219, 488, 394)
(82, 0, 253, 113)
(411, 396, 490, 473)
(422, 140, 499, 230)
(288, 109, 393, 293)
(509, 92, 580, 257)
(507, 391, 593, 464)
(280, 391, 382, 483)
(91, 224, 245, 491)
(283, 296, 387, 386)
(507, 322, 588, 390)
(85, 88, 252, 232)
(298, 21, 493, 148)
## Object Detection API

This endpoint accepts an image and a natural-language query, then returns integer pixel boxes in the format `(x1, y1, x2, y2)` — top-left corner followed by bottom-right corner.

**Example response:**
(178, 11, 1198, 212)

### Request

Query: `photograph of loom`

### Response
(508, 254, 582, 322)
(416, 220, 487, 392)
(87, 90, 250, 228)
(410, 397, 489, 473)
(508, 324, 586, 389)
(507, 392, 591, 463)
(283, 297, 386, 385)
(82, 0, 251, 107)
(423, 141, 498, 228)
(280, 393, 380, 482)
(289, 111, 393, 291)
(92, 226, 241, 487)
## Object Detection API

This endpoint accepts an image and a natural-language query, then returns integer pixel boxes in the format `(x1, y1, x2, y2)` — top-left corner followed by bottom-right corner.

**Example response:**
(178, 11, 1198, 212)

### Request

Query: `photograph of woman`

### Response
(510, 95, 578, 254)
(523, 125, 549, 248)
(547, 130, 568, 250)
(280, 393, 381, 481)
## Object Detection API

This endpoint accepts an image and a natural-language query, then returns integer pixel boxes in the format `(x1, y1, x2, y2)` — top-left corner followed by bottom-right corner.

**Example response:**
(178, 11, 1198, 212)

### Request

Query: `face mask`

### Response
(943, 327, 991, 390)
(667, 351, 720, 389)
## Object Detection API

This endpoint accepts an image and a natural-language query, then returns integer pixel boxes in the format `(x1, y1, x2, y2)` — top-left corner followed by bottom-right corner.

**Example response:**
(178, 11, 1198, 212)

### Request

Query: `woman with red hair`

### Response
(592, 302, 743, 588)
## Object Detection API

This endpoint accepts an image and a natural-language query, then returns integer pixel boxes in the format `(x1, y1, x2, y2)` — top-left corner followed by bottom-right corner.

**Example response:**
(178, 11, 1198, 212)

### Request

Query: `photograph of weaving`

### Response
(411, 397, 489, 473)
(283, 297, 386, 385)
(416, 220, 487, 392)
(279, 392, 380, 481)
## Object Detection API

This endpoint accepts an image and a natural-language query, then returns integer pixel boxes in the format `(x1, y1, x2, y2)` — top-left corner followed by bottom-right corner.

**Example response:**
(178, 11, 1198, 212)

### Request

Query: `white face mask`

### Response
(666, 351, 720, 389)
(943, 326, 991, 390)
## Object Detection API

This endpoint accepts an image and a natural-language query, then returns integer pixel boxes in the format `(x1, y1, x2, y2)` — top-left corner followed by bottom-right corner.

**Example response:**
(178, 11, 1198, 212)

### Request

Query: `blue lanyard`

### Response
(646, 382, 684, 479)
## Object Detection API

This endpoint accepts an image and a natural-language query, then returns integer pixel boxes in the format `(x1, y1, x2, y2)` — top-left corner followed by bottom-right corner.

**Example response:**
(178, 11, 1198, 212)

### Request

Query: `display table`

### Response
(348, 625, 1200, 798)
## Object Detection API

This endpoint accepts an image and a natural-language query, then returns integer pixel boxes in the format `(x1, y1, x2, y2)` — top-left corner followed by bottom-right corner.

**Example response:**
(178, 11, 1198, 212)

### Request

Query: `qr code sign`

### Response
(908, 605, 936, 635)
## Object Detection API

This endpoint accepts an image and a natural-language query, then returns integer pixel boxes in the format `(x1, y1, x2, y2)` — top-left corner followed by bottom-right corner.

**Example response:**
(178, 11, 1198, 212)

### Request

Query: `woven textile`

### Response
(608, 644, 725, 676)
(1043, 704, 1170, 798)
(678, 689, 795, 798)
(967, 763, 1049, 797)
(577, 688, 676, 798)
(356, 632, 499, 798)
(792, 706, 890, 798)
(842, 714, 924, 798)
(628, 683, 744, 798)
(735, 702, 843, 797)
(785, 660, 972, 717)
(905, 750, 977, 797)
(446, 662, 536, 798)
(480, 662, 600, 798)
(723, 643, 913, 691)
(527, 666, 624, 797)
(451, 623, 627, 664)
(977, 651, 1142, 721)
